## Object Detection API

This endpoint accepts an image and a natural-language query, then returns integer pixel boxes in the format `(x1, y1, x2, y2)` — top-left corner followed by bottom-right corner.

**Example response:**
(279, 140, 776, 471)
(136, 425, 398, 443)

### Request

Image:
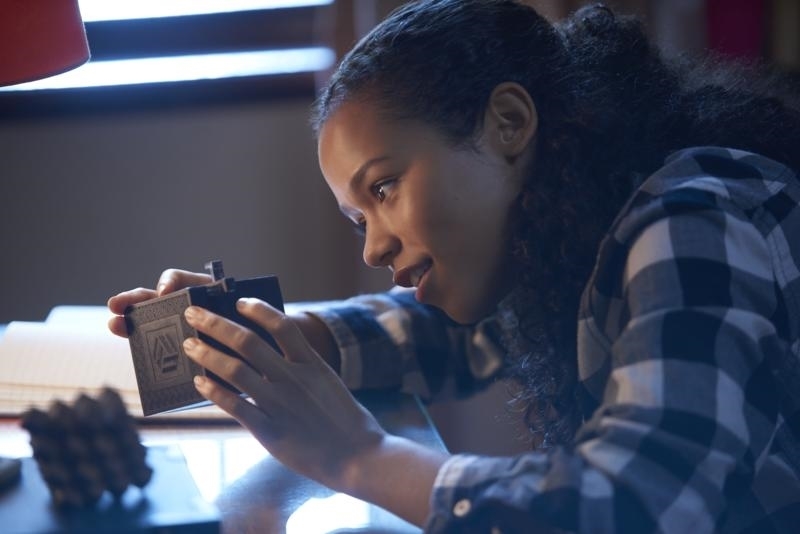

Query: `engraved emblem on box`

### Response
(142, 316, 189, 385)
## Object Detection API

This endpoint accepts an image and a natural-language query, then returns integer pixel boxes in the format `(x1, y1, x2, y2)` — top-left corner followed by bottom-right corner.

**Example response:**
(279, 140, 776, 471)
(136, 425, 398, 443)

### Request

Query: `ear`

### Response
(483, 82, 538, 160)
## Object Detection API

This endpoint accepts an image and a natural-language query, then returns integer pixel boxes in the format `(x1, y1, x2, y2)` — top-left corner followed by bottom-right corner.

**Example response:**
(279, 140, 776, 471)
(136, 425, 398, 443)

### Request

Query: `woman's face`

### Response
(318, 100, 525, 324)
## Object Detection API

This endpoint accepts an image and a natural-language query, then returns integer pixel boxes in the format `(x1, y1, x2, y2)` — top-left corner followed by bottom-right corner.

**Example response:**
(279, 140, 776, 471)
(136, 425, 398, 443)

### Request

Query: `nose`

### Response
(362, 218, 398, 269)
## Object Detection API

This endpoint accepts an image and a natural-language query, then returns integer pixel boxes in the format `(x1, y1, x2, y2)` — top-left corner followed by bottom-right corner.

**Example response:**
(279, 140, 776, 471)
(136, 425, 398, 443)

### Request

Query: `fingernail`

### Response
(184, 306, 200, 321)
(236, 297, 254, 308)
(156, 283, 166, 295)
(193, 375, 207, 389)
(183, 337, 198, 351)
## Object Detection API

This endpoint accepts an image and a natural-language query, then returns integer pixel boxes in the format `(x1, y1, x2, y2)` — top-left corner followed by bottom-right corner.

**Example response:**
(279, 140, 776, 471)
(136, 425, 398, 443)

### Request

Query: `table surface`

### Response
(0, 390, 446, 534)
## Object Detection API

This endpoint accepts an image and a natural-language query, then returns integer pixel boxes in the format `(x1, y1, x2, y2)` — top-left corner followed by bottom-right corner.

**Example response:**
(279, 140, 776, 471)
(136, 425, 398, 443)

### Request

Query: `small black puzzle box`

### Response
(125, 261, 284, 416)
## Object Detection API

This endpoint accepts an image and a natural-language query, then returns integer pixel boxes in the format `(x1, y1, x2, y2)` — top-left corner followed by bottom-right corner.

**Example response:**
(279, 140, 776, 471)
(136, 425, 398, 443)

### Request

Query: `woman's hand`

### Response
(181, 297, 387, 491)
(109, 273, 446, 525)
(106, 269, 212, 338)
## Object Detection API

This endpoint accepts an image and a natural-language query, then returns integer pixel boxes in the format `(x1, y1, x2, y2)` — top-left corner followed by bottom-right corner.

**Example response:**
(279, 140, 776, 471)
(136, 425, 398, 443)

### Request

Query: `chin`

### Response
(427, 280, 504, 325)
(440, 301, 494, 326)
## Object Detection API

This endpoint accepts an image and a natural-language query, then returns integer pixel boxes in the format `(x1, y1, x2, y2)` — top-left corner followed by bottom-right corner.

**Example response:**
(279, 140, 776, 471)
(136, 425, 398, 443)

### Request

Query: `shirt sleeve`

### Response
(295, 287, 505, 400)
(426, 190, 782, 533)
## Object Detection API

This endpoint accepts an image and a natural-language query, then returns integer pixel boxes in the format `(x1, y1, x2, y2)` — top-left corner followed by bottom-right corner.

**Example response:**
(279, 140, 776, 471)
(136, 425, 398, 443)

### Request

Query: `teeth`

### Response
(410, 265, 428, 287)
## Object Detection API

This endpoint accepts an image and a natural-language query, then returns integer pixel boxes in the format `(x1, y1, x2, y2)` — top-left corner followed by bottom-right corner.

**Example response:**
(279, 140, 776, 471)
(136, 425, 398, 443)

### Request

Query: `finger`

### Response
(235, 298, 317, 364)
(182, 335, 277, 396)
(183, 306, 291, 382)
(191, 375, 280, 440)
(156, 269, 212, 296)
(107, 315, 129, 338)
(107, 287, 157, 315)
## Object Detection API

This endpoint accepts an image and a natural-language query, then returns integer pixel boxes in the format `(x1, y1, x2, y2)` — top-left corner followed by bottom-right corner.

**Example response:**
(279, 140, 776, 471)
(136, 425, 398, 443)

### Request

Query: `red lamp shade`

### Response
(0, 0, 90, 87)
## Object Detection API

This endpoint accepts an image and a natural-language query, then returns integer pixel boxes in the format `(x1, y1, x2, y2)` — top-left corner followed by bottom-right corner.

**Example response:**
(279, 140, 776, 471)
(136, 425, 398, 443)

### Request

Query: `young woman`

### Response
(108, 1, 800, 531)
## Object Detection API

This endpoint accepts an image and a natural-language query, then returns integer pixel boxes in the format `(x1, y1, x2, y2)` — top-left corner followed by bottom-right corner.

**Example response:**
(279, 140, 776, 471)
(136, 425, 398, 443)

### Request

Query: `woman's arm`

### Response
(288, 310, 341, 373)
(180, 299, 448, 527)
(341, 434, 448, 526)
(294, 290, 503, 401)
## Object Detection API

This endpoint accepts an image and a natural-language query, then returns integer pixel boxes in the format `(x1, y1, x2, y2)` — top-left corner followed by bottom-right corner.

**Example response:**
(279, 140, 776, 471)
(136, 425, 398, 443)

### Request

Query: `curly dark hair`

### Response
(311, 0, 800, 448)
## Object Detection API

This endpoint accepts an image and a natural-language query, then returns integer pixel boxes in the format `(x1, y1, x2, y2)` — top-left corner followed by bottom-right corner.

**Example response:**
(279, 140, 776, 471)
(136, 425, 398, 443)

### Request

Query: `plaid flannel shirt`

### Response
(307, 146, 800, 533)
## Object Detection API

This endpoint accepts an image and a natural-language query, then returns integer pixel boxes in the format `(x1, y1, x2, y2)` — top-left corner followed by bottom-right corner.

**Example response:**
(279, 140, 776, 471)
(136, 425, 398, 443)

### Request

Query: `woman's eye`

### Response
(371, 179, 396, 202)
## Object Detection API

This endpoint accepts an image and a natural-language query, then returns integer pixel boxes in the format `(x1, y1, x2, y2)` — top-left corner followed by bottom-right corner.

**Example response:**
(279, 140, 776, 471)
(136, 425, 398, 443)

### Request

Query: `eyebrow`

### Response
(348, 156, 390, 195)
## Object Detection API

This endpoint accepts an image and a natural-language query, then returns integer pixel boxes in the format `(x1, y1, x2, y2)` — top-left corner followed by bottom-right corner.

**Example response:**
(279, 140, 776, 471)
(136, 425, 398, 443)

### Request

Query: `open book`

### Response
(0, 306, 231, 421)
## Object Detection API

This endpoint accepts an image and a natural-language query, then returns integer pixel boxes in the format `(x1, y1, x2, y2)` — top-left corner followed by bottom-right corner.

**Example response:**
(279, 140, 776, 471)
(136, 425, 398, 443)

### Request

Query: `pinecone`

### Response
(20, 388, 153, 508)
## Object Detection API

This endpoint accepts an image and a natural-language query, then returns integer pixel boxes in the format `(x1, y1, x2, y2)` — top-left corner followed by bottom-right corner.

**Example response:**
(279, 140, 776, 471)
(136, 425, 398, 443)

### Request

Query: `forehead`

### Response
(318, 100, 381, 170)
(317, 100, 431, 188)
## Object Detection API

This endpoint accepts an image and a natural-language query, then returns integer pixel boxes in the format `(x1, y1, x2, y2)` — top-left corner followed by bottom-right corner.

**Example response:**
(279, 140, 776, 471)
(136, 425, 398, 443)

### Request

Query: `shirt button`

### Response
(453, 498, 471, 517)
(490, 528, 502, 534)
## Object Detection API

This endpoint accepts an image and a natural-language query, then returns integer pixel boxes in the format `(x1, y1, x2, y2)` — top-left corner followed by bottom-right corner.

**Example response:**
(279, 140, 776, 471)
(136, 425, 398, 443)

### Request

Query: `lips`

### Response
(393, 260, 432, 288)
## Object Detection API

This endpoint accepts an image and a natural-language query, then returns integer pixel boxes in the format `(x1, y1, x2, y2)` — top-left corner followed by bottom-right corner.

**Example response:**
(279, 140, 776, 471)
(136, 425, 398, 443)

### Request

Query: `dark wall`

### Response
(0, 98, 392, 323)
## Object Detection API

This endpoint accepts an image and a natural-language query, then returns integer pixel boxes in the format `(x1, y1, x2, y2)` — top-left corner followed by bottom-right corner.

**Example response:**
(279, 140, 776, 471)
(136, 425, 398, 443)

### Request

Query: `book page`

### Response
(0, 321, 135, 392)
(45, 304, 112, 330)
(0, 319, 231, 421)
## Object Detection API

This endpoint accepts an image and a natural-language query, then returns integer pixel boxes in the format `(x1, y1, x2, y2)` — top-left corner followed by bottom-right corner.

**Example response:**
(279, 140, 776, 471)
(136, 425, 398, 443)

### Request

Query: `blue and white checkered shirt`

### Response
(308, 147, 800, 533)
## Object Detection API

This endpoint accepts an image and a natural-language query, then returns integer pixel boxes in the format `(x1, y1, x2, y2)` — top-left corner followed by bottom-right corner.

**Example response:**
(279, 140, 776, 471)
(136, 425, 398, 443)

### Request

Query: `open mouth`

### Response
(393, 259, 432, 289)
(409, 262, 430, 287)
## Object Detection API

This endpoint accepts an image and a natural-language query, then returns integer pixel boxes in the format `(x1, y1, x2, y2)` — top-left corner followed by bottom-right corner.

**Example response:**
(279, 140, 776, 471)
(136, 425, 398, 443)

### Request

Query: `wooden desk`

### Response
(0, 391, 446, 533)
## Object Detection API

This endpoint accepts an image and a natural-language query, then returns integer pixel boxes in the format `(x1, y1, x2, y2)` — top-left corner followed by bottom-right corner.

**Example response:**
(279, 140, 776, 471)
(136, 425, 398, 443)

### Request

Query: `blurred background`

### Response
(0, 0, 797, 323)
(0, 0, 797, 454)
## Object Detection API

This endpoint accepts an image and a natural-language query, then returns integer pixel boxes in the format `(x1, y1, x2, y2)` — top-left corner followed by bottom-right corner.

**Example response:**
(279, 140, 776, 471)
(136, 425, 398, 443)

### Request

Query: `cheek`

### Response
(391, 180, 445, 238)
(400, 157, 510, 250)
(408, 195, 461, 246)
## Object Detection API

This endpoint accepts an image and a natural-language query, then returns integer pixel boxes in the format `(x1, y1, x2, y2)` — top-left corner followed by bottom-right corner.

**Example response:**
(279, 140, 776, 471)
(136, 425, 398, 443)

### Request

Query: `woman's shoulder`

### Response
(582, 145, 799, 324)
(610, 145, 798, 245)
(638, 146, 796, 208)
(580, 145, 799, 355)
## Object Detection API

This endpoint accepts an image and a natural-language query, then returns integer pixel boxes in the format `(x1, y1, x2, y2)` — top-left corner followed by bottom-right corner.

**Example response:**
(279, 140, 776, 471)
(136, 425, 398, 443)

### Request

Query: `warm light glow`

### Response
(141, 435, 270, 503)
(286, 493, 372, 534)
(0, 48, 335, 91)
(178, 437, 269, 502)
(78, 0, 333, 22)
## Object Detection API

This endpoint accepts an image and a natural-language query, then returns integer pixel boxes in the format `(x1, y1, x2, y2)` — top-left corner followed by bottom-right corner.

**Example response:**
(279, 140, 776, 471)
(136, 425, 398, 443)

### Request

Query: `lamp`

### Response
(0, 0, 90, 87)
